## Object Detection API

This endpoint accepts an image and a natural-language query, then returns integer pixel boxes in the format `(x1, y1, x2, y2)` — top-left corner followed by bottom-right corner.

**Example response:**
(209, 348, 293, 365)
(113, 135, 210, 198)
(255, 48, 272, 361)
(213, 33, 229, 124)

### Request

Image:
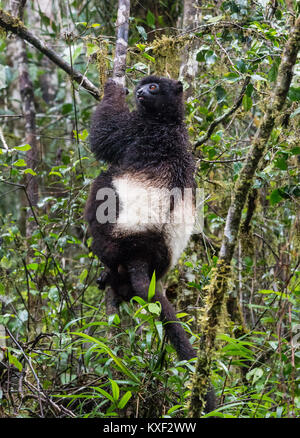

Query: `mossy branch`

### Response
(0, 8, 100, 100)
(188, 16, 300, 418)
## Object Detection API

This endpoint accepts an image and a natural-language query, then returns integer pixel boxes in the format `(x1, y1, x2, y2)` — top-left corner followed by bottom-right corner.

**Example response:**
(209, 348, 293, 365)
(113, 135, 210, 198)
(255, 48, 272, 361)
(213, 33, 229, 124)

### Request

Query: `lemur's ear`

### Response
(175, 81, 183, 94)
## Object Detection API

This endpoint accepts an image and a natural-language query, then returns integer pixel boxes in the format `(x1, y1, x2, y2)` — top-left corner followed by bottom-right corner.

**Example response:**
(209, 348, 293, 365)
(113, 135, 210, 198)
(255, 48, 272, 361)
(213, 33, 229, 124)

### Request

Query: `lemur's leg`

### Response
(126, 260, 196, 361)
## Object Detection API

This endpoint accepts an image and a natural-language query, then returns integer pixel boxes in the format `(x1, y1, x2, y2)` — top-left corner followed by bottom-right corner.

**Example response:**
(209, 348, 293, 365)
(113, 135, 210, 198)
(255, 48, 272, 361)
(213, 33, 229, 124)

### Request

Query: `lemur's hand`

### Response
(104, 79, 128, 97)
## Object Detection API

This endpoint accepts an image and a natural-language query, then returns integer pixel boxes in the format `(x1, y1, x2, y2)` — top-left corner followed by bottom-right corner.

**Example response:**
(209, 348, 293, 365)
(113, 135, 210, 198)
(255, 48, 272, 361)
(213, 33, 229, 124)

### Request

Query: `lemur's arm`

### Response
(90, 79, 130, 164)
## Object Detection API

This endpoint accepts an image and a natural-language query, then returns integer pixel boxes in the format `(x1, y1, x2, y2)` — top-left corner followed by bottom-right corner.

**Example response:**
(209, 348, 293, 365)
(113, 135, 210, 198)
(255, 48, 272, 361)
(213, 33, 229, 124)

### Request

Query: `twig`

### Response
(0, 8, 100, 100)
(199, 157, 246, 164)
(194, 76, 251, 149)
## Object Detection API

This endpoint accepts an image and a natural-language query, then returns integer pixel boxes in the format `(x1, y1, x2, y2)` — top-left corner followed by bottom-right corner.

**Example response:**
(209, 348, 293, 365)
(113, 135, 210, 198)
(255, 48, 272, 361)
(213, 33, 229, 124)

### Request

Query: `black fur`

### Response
(85, 76, 215, 411)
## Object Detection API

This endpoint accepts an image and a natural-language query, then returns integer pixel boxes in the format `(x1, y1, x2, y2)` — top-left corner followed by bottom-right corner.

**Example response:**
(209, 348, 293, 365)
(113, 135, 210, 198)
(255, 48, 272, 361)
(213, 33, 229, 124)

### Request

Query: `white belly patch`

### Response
(112, 174, 195, 266)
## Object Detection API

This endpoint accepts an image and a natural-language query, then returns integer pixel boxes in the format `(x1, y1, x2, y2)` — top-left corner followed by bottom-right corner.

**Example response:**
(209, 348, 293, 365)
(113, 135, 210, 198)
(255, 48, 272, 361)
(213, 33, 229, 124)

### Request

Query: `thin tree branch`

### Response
(194, 76, 251, 150)
(0, 8, 100, 100)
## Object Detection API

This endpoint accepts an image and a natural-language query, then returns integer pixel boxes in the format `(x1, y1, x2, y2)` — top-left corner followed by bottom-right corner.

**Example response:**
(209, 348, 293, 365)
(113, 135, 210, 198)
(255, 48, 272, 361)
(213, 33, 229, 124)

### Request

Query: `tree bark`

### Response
(188, 16, 300, 417)
(11, 0, 40, 333)
(113, 0, 130, 87)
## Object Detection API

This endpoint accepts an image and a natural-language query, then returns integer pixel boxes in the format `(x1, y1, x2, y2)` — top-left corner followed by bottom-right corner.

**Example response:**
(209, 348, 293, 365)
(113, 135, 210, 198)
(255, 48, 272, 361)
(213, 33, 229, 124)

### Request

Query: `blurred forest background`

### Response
(0, 0, 299, 418)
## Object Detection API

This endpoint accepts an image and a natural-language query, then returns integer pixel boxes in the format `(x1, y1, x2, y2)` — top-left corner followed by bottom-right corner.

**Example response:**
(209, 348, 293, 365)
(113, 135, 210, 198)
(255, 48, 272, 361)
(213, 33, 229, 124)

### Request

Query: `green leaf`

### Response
(92, 386, 114, 403)
(14, 144, 31, 151)
(215, 85, 226, 103)
(146, 10, 155, 28)
(0, 256, 12, 269)
(251, 74, 267, 82)
(13, 159, 27, 167)
(118, 391, 132, 409)
(205, 50, 217, 65)
(223, 72, 240, 82)
(62, 103, 73, 115)
(290, 146, 300, 155)
(79, 269, 88, 283)
(155, 321, 163, 341)
(269, 189, 283, 205)
(24, 168, 37, 176)
(288, 87, 300, 102)
(148, 271, 156, 301)
(72, 44, 83, 63)
(26, 263, 39, 271)
(136, 26, 147, 41)
(291, 106, 300, 118)
(8, 352, 23, 372)
(86, 42, 99, 56)
(109, 379, 120, 402)
(0, 282, 5, 294)
(142, 52, 155, 63)
(243, 94, 252, 112)
(148, 302, 161, 315)
(78, 129, 89, 141)
(274, 156, 288, 171)
(49, 170, 63, 177)
(246, 367, 264, 384)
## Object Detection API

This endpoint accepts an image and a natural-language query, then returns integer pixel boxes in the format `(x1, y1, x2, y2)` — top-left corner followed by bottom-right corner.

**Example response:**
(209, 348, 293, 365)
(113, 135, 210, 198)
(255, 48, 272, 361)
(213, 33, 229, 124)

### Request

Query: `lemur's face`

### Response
(135, 82, 162, 112)
(135, 76, 184, 119)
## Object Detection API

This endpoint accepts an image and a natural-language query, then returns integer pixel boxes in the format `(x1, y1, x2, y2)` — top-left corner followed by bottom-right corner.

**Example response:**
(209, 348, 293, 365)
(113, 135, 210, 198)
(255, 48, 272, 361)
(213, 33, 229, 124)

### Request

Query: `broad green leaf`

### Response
(269, 189, 283, 205)
(148, 302, 161, 315)
(13, 159, 26, 167)
(14, 144, 31, 151)
(274, 156, 288, 171)
(24, 168, 37, 176)
(146, 10, 155, 28)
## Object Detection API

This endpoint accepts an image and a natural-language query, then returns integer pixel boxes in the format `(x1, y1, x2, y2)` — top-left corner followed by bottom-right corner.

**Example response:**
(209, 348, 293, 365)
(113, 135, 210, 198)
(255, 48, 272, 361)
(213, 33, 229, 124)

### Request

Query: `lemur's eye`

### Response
(149, 84, 157, 90)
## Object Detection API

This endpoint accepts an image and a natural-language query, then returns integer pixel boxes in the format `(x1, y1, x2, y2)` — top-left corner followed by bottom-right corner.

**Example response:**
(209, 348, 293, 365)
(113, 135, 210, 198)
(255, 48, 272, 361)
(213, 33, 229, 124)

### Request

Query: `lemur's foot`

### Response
(96, 270, 110, 290)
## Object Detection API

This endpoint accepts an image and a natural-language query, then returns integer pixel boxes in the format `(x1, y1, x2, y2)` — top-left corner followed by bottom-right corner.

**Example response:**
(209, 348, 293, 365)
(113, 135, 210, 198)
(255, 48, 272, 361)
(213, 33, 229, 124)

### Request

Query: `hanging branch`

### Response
(0, 8, 100, 100)
(188, 16, 300, 417)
